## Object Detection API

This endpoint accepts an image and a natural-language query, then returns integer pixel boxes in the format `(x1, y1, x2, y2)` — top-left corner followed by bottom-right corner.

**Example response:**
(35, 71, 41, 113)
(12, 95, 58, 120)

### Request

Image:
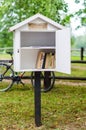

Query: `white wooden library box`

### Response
(9, 13, 71, 74)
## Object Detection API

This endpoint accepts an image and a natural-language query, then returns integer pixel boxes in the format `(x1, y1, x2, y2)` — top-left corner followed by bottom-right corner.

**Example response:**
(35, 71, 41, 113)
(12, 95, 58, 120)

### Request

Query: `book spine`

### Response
(36, 51, 45, 69)
(36, 51, 55, 69)
(42, 53, 47, 69)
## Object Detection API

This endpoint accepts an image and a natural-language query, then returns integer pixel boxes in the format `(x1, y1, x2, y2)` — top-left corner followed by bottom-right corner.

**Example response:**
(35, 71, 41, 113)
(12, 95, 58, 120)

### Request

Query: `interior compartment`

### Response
(20, 48, 56, 70)
(20, 31, 55, 47)
(20, 49, 39, 69)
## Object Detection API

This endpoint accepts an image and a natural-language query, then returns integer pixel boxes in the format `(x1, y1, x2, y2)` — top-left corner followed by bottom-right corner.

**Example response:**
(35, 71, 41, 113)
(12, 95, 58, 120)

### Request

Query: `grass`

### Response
(55, 63, 86, 78)
(0, 53, 11, 60)
(71, 56, 86, 61)
(0, 83, 86, 130)
(0, 54, 86, 129)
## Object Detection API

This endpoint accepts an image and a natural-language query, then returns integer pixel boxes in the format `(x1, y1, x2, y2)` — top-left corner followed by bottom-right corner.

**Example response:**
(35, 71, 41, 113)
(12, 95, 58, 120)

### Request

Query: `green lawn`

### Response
(0, 53, 11, 60)
(0, 83, 86, 130)
(71, 56, 86, 61)
(0, 54, 86, 129)
(55, 63, 86, 78)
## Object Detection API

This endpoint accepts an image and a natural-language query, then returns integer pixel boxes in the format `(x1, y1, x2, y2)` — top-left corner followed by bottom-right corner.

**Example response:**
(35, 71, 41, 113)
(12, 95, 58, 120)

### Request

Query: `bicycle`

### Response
(0, 52, 55, 92)
(31, 71, 55, 92)
(0, 52, 25, 92)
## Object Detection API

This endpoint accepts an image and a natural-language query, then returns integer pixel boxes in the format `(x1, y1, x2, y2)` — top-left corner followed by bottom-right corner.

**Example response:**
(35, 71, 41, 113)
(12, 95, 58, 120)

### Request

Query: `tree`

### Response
(0, 0, 68, 47)
(74, 35, 86, 48)
(74, 0, 86, 27)
(70, 0, 86, 48)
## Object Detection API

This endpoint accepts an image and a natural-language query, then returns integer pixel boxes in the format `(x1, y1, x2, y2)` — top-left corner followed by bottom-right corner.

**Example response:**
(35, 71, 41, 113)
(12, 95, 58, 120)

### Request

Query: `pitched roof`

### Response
(9, 13, 65, 31)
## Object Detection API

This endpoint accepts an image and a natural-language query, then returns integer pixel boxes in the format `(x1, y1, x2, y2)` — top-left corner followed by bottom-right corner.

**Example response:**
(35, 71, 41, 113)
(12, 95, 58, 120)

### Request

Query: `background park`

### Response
(0, 0, 86, 129)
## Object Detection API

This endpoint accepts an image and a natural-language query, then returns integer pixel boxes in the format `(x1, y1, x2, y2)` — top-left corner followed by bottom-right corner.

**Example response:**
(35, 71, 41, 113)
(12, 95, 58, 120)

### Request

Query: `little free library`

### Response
(9, 13, 71, 126)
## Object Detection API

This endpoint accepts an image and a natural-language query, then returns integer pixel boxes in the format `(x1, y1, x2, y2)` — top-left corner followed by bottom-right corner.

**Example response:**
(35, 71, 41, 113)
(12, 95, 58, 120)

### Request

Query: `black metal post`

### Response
(81, 47, 84, 60)
(44, 71, 51, 89)
(34, 71, 42, 127)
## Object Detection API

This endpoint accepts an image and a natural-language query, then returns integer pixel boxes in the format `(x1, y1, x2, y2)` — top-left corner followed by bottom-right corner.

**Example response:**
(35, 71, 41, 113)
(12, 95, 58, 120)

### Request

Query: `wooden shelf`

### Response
(13, 29, 70, 74)
(19, 68, 56, 72)
(21, 46, 55, 49)
(21, 30, 55, 32)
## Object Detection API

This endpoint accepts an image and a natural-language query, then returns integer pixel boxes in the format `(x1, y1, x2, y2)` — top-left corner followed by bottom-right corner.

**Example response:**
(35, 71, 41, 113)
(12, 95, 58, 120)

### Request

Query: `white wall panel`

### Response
(56, 28, 71, 74)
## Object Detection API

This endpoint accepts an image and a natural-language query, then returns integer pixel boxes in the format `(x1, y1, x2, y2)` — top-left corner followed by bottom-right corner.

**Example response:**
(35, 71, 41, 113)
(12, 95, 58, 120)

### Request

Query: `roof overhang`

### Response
(9, 13, 65, 32)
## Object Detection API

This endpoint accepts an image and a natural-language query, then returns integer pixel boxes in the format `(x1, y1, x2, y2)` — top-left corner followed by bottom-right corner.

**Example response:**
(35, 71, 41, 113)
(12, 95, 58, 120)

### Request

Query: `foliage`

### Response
(0, 0, 68, 47)
(74, 35, 86, 48)
(74, 0, 86, 27)
(0, 0, 86, 48)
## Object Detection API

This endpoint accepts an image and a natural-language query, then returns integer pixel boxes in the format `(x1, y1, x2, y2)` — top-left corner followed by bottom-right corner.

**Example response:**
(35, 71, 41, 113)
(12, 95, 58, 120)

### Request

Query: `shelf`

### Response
(21, 46, 55, 49)
(21, 30, 55, 32)
(19, 68, 56, 72)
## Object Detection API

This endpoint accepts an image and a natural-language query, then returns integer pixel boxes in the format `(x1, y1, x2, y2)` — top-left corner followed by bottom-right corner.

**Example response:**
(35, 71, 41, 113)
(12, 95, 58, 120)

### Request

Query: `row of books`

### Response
(36, 51, 55, 69)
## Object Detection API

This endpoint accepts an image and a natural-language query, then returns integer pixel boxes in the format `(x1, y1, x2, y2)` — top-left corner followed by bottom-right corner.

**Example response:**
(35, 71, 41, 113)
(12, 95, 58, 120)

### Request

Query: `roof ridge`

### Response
(9, 13, 65, 31)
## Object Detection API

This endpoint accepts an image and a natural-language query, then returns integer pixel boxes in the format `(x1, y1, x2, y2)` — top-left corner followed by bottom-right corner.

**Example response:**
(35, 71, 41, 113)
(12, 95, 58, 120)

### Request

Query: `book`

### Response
(45, 53, 54, 69)
(36, 51, 55, 69)
(36, 51, 45, 69)
(42, 52, 47, 69)
(45, 52, 56, 69)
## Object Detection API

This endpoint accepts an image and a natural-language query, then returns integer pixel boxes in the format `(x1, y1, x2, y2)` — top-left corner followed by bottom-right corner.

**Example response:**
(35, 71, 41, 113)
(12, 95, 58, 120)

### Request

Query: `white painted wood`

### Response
(56, 28, 71, 74)
(29, 18, 46, 24)
(13, 30, 20, 71)
(47, 24, 59, 30)
(20, 30, 55, 32)
(13, 29, 71, 73)
(20, 49, 38, 70)
(9, 13, 65, 31)
(20, 48, 55, 71)
(17, 24, 29, 31)
(21, 46, 55, 49)
(11, 14, 71, 73)
(19, 68, 56, 72)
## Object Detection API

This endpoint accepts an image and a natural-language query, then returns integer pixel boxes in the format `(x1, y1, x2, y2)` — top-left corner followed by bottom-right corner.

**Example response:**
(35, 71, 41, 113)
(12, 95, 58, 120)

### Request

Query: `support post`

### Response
(44, 71, 51, 89)
(81, 47, 84, 60)
(34, 71, 42, 127)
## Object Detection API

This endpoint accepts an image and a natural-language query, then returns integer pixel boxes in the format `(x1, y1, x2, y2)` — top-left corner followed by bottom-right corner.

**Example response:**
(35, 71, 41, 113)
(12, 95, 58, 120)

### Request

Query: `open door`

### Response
(56, 28, 71, 74)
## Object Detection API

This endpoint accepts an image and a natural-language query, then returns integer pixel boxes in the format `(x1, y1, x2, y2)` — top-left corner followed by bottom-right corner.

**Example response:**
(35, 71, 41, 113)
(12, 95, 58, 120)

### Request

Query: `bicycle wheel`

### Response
(0, 63, 14, 92)
(31, 71, 55, 92)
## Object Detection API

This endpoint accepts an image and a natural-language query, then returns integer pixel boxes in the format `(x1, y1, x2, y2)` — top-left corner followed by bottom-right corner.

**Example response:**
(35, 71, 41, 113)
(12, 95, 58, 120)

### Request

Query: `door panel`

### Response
(56, 28, 71, 74)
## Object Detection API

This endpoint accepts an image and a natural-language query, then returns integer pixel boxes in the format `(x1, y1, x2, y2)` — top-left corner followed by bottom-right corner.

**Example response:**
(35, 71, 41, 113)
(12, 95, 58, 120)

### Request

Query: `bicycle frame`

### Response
(0, 52, 25, 91)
